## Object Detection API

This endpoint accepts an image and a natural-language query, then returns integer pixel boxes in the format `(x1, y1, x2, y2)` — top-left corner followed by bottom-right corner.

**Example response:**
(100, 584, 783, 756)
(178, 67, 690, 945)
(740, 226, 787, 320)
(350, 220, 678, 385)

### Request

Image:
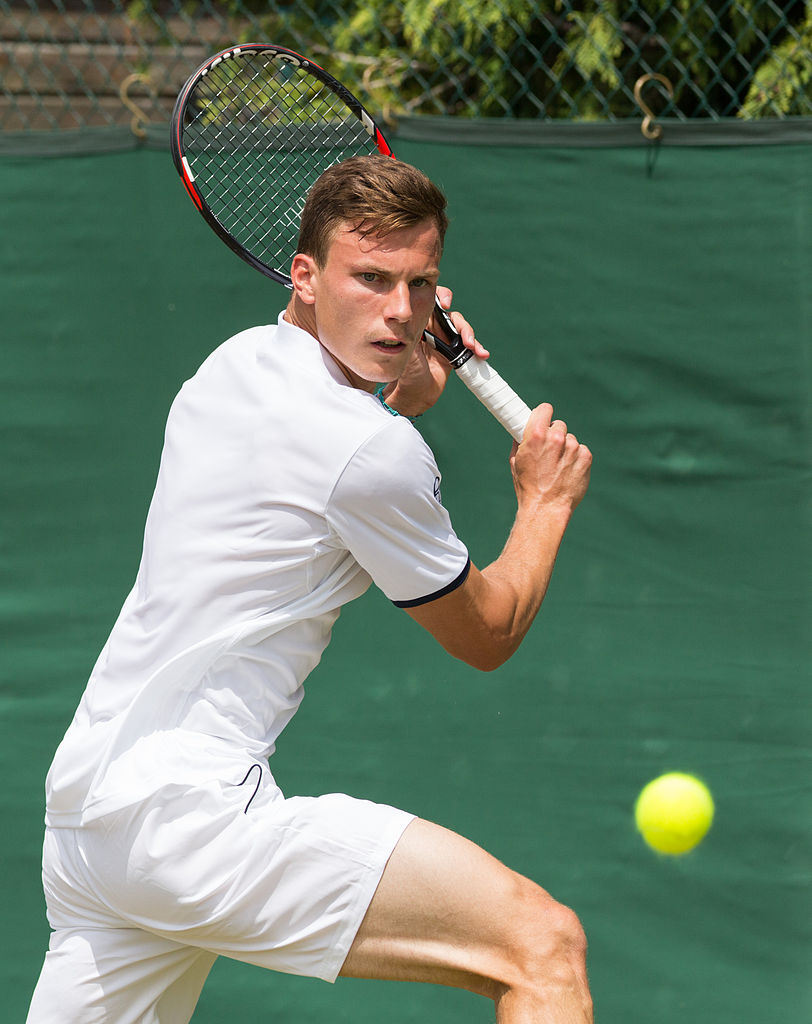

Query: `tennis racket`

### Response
(170, 43, 532, 441)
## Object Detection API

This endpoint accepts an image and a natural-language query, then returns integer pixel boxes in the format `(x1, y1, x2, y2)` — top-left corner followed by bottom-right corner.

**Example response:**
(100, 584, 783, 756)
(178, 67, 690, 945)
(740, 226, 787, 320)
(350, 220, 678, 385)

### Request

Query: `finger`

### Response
(447, 311, 490, 360)
(474, 338, 490, 359)
(431, 290, 490, 360)
(462, 331, 490, 360)
(550, 418, 568, 436)
(526, 403, 554, 434)
(447, 310, 473, 343)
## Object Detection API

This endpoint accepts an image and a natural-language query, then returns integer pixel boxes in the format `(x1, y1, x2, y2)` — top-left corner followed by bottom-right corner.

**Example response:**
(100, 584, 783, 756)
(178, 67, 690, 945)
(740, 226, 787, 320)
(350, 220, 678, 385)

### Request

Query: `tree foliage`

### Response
(739, 1, 812, 117)
(152, 0, 812, 120)
(321, 0, 811, 119)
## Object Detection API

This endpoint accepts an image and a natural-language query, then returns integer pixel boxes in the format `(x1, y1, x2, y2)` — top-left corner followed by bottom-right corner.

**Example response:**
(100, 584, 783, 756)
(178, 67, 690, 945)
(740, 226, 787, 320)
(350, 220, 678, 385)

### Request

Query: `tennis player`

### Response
(27, 155, 593, 1023)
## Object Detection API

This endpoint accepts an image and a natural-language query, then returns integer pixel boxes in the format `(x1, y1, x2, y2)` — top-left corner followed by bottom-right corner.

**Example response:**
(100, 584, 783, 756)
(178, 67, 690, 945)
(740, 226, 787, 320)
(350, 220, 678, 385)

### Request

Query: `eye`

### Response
(361, 272, 379, 283)
(410, 277, 430, 288)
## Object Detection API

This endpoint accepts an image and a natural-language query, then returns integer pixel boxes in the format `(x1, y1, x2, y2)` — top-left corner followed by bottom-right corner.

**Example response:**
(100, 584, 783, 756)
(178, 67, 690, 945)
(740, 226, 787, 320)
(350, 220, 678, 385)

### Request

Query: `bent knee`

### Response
(484, 879, 592, 1018)
(504, 878, 588, 987)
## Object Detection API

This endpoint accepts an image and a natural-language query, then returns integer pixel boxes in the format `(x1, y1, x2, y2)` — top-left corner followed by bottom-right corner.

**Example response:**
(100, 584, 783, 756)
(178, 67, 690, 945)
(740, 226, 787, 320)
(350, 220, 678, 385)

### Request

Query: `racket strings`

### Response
(180, 51, 378, 278)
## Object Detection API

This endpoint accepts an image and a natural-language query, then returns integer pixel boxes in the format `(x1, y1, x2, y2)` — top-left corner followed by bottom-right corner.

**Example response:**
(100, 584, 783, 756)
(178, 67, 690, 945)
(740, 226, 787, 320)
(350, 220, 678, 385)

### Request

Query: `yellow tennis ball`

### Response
(634, 772, 714, 855)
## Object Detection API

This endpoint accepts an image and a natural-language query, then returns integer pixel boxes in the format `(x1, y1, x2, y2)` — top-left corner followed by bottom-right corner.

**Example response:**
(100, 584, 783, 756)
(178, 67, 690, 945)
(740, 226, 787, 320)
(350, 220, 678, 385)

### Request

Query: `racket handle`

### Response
(454, 355, 532, 442)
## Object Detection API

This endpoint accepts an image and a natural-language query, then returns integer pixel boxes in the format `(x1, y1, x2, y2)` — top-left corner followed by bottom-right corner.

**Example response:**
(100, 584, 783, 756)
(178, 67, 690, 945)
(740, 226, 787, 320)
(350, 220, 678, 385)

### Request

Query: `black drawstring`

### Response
(236, 763, 263, 814)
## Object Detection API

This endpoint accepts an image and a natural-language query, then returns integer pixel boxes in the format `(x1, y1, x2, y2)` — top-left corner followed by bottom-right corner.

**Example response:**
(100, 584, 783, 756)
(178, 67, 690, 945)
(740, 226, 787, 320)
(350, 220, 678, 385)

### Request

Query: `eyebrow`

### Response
(354, 261, 440, 281)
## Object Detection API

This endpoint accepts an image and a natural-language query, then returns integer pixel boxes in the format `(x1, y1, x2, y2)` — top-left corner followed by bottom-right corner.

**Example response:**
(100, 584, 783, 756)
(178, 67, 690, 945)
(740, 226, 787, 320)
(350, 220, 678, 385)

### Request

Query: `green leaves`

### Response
(320, 0, 812, 119)
(740, 5, 812, 118)
(142, 0, 812, 121)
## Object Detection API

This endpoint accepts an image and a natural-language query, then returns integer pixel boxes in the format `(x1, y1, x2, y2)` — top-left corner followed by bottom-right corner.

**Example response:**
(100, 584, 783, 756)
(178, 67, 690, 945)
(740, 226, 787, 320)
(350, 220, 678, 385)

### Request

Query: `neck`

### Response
(284, 293, 318, 340)
(284, 296, 375, 392)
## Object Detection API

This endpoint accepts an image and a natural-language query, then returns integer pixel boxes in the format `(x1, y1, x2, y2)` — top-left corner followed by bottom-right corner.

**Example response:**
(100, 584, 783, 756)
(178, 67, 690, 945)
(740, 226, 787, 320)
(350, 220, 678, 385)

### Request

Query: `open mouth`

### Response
(372, 339, 406, 352)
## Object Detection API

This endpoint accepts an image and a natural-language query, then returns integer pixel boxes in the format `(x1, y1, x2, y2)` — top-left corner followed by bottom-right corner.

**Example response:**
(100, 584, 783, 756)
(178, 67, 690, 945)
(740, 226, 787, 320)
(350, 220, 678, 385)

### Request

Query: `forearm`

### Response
(406, 403, 592, 672)
(479, 501, 572, 656)
(407, 500, 573, 672)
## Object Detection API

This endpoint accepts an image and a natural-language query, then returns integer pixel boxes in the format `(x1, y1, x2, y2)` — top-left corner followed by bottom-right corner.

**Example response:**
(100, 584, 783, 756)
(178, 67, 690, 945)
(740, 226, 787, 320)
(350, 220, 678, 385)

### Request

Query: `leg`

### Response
(27, 824, 217, 1024)
(26, 926, 216, 1024)
(341, 819, 592, 1024)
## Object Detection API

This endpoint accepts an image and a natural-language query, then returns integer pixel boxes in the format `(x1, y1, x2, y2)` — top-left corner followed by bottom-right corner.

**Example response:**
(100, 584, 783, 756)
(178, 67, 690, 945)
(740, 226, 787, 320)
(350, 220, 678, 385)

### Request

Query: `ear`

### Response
(290, 253, 318, 305)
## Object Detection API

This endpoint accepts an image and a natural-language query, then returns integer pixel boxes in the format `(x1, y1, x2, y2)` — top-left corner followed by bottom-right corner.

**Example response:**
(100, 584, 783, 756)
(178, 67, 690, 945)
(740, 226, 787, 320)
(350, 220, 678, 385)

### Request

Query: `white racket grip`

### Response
(454, 355, 532, 442)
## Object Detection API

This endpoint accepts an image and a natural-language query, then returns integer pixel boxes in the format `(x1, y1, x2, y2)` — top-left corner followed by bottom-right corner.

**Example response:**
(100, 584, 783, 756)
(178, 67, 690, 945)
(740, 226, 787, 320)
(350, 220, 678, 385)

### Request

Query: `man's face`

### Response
(296, 218, 441, 391)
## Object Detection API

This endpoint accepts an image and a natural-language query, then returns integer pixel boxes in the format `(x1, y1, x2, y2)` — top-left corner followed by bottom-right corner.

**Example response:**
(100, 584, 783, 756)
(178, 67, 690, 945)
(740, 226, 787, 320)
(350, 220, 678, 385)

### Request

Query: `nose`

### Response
(384, 281, 412, 324)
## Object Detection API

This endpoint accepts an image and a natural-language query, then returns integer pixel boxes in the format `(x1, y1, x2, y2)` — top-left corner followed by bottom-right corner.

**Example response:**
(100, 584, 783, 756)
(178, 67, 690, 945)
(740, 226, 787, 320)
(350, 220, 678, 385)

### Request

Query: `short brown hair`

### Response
(297, 154, 448, 267)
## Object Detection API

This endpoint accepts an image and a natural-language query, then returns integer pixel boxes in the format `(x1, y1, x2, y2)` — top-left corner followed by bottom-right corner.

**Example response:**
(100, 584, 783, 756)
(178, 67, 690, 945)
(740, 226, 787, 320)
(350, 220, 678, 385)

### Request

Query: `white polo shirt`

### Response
(45, 315, 469, 826)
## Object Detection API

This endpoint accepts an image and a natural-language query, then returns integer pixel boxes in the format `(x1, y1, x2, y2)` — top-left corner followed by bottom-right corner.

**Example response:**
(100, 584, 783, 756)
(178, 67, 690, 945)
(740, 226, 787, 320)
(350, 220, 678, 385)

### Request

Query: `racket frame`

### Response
(170, 43, 393, 289)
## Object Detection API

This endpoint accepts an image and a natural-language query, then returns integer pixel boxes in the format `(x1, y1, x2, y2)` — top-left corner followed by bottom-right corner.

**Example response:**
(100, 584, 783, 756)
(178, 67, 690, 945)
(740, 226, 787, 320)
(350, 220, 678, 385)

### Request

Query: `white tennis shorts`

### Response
(26, 765, 414, 1024)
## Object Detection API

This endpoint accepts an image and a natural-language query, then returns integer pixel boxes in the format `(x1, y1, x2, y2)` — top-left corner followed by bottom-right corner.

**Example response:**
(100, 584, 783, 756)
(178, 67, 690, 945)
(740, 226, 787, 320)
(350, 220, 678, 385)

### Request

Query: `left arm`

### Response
(405, 404, 592, 670)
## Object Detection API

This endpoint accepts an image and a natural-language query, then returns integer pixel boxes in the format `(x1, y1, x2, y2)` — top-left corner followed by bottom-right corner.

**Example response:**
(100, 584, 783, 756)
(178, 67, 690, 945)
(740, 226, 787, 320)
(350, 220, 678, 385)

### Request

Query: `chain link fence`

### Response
(1, 0, 811, 133)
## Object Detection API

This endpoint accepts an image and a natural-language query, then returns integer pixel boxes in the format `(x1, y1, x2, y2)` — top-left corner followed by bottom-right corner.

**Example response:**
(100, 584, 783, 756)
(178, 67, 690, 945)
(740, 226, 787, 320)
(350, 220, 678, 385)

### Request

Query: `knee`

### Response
(502, 877, 589, 997)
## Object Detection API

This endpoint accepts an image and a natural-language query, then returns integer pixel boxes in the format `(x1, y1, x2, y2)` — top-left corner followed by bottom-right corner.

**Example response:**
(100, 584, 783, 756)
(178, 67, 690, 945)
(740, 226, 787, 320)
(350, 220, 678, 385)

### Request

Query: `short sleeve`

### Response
(326, 418, 470, 606)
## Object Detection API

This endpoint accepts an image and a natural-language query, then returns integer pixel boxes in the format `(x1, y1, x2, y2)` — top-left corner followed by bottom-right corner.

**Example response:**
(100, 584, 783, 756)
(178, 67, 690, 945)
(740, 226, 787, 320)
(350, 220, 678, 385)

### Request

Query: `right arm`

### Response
(406, 403, 592, 671)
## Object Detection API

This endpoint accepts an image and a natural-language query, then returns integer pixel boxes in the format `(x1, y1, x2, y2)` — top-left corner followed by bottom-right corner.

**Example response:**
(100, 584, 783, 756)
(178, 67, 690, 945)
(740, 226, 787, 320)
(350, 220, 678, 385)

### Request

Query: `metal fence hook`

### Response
(633, 73, 674, 140)
(120, 73, 155, 140)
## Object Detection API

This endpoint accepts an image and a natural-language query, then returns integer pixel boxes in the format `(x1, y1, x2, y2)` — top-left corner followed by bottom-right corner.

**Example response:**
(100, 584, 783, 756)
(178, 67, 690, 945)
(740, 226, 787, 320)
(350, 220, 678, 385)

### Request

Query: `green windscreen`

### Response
(1, 132, 809, 1022)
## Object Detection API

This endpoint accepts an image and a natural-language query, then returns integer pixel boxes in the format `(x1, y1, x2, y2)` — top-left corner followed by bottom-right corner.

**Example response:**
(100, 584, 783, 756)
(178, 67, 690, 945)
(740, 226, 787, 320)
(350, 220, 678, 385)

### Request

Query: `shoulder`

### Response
(327, 416, 448, 538)
(190, 323, 278, 378)
(336, 415, 438, 496)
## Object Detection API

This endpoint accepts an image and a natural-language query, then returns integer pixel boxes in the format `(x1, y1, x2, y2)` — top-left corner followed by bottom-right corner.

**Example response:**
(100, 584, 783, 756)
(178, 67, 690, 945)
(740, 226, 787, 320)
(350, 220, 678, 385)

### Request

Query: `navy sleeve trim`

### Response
(392, 557, 471, 609)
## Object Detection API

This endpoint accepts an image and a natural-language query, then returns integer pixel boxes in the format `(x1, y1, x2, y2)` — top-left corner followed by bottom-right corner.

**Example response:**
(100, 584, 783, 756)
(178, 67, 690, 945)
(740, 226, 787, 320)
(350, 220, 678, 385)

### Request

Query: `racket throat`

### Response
(423, 329, 473, 369)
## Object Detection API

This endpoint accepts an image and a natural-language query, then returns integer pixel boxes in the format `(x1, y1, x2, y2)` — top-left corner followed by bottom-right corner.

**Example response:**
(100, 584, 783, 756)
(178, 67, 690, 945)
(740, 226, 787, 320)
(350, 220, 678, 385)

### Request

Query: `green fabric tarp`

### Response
(1, 131, 809, 1022)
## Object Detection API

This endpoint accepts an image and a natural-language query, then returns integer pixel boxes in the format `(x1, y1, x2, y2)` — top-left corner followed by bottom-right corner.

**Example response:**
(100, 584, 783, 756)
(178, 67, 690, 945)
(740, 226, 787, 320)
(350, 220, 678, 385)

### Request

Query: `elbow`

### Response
(473, 656, 507, 673)
(456, 636, 519, 673)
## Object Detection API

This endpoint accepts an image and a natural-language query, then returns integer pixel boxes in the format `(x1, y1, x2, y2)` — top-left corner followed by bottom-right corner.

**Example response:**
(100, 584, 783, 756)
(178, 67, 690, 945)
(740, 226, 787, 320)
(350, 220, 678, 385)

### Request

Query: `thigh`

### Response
(340, 818, 541, 997)
(92, 773, 414, 984)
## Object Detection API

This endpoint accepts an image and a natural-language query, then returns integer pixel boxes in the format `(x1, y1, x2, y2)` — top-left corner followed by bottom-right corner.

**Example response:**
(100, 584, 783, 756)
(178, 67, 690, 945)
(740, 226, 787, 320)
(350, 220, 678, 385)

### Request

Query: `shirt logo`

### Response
(433, 475, 442, 503)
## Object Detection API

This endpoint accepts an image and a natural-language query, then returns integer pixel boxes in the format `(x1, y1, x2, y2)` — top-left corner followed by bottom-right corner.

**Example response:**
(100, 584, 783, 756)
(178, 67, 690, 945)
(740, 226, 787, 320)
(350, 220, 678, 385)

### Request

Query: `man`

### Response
(27, 155, 593, 1023)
